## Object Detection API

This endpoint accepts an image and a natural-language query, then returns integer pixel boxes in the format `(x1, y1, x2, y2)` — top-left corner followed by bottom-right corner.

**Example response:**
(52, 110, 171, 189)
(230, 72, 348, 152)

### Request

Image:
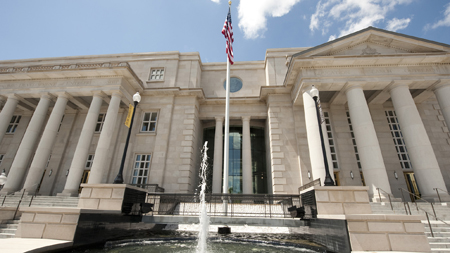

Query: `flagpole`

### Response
(222, 0, 232, 216)
(223, 56, 230, 196)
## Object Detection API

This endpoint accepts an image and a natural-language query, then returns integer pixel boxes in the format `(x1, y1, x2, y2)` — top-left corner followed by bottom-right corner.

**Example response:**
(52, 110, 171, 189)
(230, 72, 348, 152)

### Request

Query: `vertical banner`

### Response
(124, 104, 134, 128)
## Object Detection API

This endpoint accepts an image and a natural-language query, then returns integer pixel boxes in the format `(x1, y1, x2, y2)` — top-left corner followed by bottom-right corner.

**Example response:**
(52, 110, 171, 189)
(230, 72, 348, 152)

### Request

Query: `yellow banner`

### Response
(124, 104, 134, 128)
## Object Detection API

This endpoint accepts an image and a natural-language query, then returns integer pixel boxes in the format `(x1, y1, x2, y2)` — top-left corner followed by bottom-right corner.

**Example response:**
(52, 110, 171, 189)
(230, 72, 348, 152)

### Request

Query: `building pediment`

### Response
(294, 27, 450, 58)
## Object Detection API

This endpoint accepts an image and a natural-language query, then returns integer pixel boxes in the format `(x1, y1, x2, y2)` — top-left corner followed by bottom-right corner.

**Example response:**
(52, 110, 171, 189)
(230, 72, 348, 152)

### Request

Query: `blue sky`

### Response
(0, 0, 449, 63)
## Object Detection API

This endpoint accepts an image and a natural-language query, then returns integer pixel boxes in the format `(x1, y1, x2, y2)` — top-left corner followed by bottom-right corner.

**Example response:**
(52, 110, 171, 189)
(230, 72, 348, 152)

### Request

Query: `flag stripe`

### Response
(222, 7, 234, 64)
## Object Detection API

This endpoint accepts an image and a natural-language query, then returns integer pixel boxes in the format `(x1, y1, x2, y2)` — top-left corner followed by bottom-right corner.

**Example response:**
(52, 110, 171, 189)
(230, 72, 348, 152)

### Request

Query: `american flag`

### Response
(221, 7, 234, 64)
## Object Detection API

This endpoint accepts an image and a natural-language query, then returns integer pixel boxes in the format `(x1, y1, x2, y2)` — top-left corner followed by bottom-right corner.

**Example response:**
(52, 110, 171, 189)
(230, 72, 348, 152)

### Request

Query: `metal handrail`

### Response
(433, 188, 449, 203)
(375, 187, 393, 211)
(298, 178, 321, 192)
(417, 205, 449, 238)
(398, 188, 437, 221)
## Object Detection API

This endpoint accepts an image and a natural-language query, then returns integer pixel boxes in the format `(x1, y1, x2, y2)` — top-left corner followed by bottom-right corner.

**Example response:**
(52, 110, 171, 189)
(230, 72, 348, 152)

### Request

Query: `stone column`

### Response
(212, 117, 223, 193)
(303, 89, 327, 184)
(88, 92, 122, 184)
(242, 116, 252, 194)
(0, 95, 19, 144)
(22, 94, 68, 194)
(345, 85, 392, 198)
(61, 94, 103, 196)
(390, 84, 448, 199)
(1, 94, 51, 194)
(434, 83, 450, 133)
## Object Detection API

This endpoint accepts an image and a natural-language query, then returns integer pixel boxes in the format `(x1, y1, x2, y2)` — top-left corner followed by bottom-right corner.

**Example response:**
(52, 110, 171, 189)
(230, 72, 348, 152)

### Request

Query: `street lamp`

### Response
(310, 86, 335, 186)
(114, 92, 141, 184)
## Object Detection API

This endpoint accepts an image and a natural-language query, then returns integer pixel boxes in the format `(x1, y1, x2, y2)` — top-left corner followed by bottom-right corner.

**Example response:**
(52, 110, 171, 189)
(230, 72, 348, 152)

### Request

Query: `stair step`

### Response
(0, 233, 15, 239)
(430, 243, 450, 249)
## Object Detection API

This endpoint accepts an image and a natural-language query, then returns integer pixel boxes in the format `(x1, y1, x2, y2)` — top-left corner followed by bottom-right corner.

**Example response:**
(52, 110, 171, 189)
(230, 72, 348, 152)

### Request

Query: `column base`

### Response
(0, 188, 21, 195)
(371, 196, 402, 203)
(421, 193, 450, 203)
(58, 189, 79, 197)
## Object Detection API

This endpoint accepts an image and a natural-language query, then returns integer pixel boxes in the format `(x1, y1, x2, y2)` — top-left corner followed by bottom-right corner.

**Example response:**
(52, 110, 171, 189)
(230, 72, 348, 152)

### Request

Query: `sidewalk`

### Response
(0, 238, 72, 253)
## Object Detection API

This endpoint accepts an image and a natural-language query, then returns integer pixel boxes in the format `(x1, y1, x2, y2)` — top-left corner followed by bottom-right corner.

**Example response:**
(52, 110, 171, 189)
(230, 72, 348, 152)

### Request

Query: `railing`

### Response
(130, 184, 165, 193)
(298, 178, 321, 192)
(145, 193, 306, 218)
(433, 188, 449, 203)
(375, 187, 394, 211)
(398, 188, 437, 219)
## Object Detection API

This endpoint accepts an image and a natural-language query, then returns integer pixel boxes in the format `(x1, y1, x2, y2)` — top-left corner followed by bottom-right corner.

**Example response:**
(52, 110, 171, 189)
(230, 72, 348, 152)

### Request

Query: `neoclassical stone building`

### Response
(0, 27, 449, 201)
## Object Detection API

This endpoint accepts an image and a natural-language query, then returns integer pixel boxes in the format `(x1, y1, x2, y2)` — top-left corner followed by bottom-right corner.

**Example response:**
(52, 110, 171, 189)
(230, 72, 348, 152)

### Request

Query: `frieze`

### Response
(0, 78, 117, 89)
(407, 66, 435, 73)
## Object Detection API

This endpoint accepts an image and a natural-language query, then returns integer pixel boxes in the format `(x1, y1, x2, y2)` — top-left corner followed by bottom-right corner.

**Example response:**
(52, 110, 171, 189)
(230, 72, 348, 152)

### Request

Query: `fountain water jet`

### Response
(196, 141, 210, 253)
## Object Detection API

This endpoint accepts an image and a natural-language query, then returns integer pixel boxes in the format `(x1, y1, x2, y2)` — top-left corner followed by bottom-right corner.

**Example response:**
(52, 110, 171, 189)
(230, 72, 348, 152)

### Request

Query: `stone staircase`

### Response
(0, 195, 79, 239)
(0, 218, 20, 239)
(0, 195, 79, 208)
(370, 201, 450, 252)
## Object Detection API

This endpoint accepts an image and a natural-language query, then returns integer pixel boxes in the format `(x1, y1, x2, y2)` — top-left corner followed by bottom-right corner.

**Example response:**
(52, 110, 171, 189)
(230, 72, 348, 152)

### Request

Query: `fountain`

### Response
(196, 141, 210, 253)
(68, 142, 327, 253)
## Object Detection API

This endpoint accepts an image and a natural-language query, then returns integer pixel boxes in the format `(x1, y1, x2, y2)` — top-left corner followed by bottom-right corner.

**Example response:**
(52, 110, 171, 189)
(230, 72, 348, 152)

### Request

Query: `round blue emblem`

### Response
(223, 77, 243, 93)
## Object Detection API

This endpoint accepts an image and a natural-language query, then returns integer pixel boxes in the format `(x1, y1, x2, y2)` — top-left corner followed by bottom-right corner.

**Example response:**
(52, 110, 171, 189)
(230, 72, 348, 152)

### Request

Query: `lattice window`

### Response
(85, 155, 94, 169)
(131, 154, 151, 185)
(149, 68, 164, 80)
(95, 113, 106, 133)
(6, 115, 21, 134)
(346, 111, 361, 170)
(141, 112, 158, 132)
(385, 110, 412, 170)
(323, 111, 339, 170)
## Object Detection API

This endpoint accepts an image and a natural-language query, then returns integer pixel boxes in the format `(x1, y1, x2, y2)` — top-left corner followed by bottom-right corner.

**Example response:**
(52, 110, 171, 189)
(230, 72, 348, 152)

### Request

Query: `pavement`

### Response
(0, 238, 72, 253)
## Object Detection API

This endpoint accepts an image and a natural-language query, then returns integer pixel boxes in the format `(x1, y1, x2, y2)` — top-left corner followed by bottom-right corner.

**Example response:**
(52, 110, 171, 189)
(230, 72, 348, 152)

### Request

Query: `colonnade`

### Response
(0, 91, 124, 196)
(302, 83, 450, 199)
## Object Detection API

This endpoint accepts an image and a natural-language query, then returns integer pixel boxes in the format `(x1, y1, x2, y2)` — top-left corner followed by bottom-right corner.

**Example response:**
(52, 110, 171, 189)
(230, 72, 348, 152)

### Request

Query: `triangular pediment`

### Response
(293, 27, 450, 58)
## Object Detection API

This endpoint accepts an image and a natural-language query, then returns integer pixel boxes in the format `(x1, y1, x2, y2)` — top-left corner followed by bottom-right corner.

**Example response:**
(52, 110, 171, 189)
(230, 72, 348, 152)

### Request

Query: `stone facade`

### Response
(0, 27, 449, 200)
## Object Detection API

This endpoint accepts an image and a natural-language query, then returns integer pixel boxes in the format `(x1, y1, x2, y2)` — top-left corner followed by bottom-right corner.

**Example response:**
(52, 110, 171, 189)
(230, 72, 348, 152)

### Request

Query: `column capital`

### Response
(241, 116, 251, 122)
(111, 91, 123, 98)
(6, 94, 20, 101)
(388, 81, 412, 92)
(39, 93, 53, 100)
(53, 92, 71, 99)
(92, 91, 104, 98)
(433, 79, 450, 91)
(343, 83, 363, 94)
(215, 116, 224, 122)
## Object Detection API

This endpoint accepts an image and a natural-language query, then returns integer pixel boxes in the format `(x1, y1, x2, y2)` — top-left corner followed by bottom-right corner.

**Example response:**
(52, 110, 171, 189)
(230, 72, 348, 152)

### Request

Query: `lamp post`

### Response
(113, 92, 141, 184)
(310, 86, 335, 186)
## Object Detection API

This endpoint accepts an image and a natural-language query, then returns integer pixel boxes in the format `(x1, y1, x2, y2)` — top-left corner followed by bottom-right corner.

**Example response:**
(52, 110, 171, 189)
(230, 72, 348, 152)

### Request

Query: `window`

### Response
(6, 115, 21, 134)
(0, 154, 3, 166)
(85, 155, 94, 169)
(95, 113, 106, 133)
(131, 154, 151, 185)
(141, 112, 158, 132)
(149, 68, 164, 81)
(58, 115, 65, 132)
(385, 110, 412, 170)
(346, 111, 361, 170)
(324, 112, 339, 170)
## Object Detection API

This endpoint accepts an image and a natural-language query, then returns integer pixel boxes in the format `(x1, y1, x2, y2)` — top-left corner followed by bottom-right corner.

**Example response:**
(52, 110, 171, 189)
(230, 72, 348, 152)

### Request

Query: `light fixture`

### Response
(307, 171, 311, 179)
(133, 92, 141, 103)
(49, 169, 53, 177)
(394, 171, 398, 180)
(66, 170, 69, 176)
(350, 171, 354, 179)
(310, 85, 319, 98)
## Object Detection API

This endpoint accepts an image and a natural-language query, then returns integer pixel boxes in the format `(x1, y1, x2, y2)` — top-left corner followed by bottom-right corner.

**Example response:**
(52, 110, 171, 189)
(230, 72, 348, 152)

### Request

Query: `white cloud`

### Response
(237, 0, 301, 39)
(385, 18, 410, 32)
(310, 0, 412, 39)
(211, 0, 220, 3)
(328, 35, 337, 41)
(425, 3, 450, 30)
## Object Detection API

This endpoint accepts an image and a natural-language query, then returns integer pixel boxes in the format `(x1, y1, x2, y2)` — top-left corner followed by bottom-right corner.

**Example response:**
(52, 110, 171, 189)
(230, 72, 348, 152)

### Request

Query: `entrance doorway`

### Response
(79, 170, 90, 193)
(404, 172, 421, 201)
